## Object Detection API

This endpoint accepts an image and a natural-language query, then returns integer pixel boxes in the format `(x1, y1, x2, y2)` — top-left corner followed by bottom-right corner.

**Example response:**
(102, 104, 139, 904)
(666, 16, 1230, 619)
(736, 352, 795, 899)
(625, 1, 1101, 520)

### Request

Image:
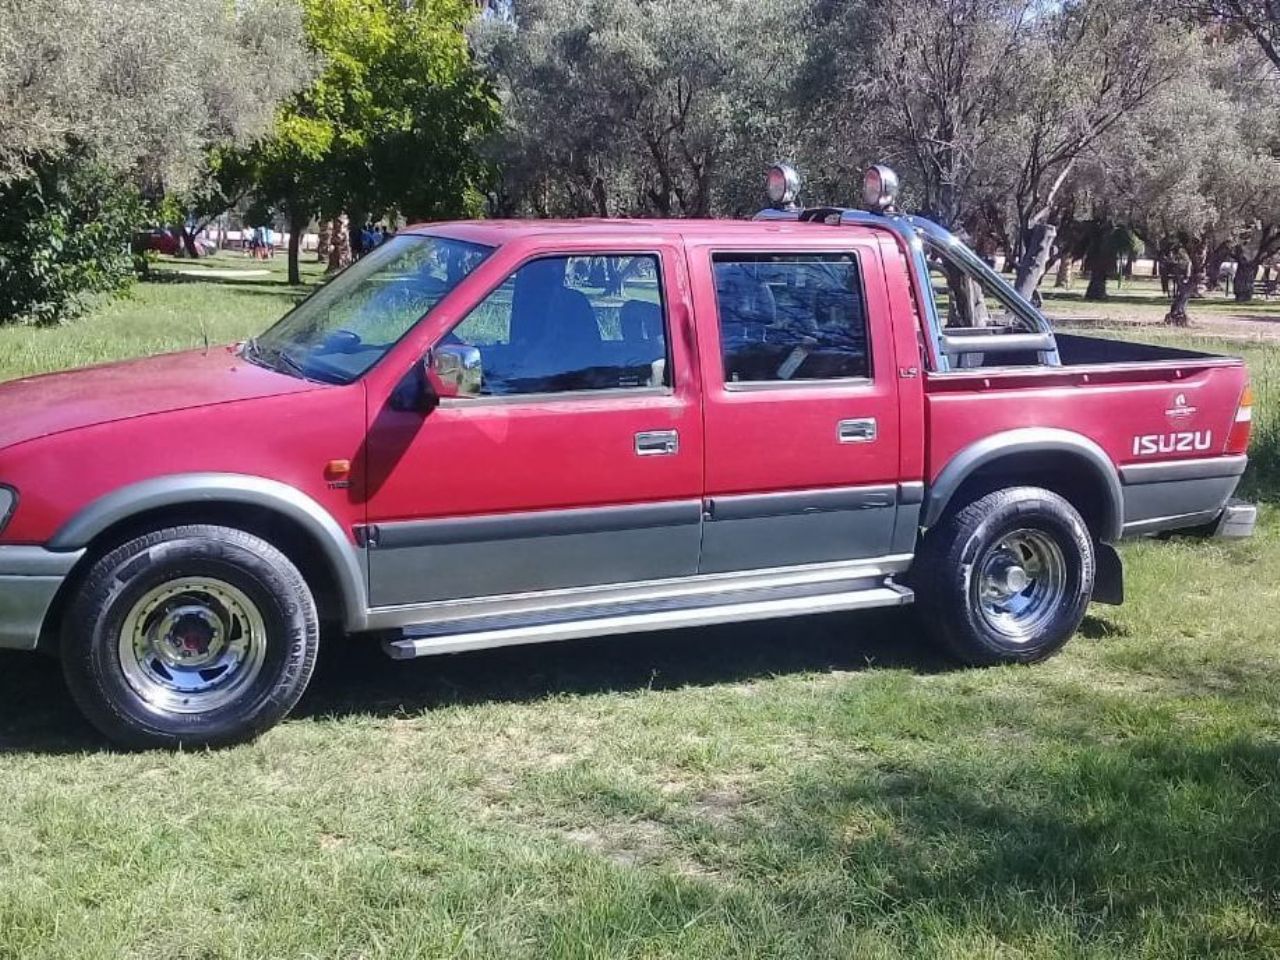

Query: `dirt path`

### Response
(1043, 300, 1280, 344)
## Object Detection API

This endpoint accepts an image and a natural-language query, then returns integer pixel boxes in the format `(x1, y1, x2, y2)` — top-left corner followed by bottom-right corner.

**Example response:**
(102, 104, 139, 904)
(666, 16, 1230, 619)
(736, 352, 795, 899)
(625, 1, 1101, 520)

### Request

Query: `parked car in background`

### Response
(132, 228, 216, 258)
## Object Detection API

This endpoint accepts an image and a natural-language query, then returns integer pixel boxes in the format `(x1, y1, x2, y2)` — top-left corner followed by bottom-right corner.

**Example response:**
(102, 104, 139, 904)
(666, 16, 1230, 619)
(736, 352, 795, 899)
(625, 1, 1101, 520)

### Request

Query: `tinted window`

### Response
(447, 254, 668, 396)
(712, 253, 869, 383)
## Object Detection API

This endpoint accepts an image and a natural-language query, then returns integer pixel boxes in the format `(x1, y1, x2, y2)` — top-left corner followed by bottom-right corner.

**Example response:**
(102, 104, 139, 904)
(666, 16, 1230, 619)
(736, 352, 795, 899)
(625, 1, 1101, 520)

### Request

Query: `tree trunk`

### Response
(1165, 276, 1194, 326)
(1084, 249, 1109, 300)
(1015, 224, 1056, 301)
(348, 205, 368, 258)
(328, 213, 352, 273)
(1165, 240, 1206, 326)
(287, 211, 306, 286)
(316, 220, 332, 263)
(941, 262, 990, 327)
(1053, 255, 1073, 289)
(1233, 260, 1259, 302)
(180, 226, 202, 259)
(1206, 251, 1226, 292)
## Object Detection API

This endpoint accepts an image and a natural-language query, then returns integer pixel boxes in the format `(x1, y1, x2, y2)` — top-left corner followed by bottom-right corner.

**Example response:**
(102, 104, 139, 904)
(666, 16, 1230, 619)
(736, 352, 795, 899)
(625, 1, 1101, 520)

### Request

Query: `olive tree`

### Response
(473, 0, 804, 218)
(1118, 62, 1280, 324)
(0, 0, 310, 190)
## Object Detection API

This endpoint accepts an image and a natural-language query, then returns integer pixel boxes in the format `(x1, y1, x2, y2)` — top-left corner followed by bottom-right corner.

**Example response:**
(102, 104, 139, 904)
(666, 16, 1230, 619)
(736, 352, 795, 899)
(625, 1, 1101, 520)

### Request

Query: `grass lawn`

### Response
(0, 261, 1278, 958)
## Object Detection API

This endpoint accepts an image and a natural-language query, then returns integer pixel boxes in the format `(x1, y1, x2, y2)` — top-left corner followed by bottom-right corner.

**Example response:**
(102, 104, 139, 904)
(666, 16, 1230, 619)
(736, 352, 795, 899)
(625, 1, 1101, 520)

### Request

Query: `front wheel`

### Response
(915, 487, 1095, 665)
(62, 525, 319, 749)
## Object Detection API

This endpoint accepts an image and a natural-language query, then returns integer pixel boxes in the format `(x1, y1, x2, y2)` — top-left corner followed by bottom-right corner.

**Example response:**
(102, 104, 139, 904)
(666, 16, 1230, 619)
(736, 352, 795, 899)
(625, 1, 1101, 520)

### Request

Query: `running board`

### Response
(382, 580, 914, 660)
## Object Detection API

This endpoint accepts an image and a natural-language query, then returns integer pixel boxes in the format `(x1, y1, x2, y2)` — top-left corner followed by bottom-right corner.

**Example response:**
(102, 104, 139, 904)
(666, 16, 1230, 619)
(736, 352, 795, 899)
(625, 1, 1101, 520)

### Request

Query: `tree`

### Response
(800, 0, 1031, 229)
(0, 0, 309, 321)
(473, 0, 803, 218)
(241, 0, 500, 285)
(1007, 2, 1191, 298)
(0, 0, 309, 190)
(799, 0, 1193, 300)
(1178, 0, 1280, 74)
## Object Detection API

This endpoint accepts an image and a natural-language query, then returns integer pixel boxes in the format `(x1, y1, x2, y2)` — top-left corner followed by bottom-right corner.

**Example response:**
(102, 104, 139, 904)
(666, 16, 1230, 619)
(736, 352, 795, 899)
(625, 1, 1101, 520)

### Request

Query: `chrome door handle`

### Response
(838, 418, 877, 443)
(635, 430, 679, 456)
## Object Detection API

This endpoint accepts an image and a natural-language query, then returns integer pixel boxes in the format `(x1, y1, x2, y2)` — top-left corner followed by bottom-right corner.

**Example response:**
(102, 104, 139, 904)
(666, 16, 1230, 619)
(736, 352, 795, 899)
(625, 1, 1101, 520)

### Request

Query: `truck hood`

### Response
(0, 346, 322, 450)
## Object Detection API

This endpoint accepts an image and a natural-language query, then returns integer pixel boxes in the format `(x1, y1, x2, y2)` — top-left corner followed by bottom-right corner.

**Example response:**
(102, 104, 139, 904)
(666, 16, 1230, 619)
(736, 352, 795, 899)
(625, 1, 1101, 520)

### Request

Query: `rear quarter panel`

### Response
(925, 359, 1249, 479)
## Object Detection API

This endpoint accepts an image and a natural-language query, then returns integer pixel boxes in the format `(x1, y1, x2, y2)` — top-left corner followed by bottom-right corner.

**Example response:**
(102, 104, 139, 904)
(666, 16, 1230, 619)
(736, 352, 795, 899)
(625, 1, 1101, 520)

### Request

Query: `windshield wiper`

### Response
(274, 349, 309, 380)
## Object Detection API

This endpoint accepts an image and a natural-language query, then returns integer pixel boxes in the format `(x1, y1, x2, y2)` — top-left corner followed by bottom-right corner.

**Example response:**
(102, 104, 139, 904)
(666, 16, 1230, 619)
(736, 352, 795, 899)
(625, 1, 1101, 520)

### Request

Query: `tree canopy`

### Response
(0, 0, 310, 191)
(240, 0, 500, 282)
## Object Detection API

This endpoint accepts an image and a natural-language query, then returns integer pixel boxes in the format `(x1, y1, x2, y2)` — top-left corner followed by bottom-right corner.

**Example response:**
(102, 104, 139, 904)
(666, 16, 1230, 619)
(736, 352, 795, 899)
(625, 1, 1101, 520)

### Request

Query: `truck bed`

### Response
(1055, 332, 1228, 366)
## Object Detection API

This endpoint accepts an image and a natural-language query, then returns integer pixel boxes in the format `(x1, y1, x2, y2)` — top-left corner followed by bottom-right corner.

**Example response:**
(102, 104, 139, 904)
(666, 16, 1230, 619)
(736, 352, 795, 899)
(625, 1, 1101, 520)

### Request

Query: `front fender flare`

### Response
(924, 428, 1124, 542)
(49, 473, 369, 631)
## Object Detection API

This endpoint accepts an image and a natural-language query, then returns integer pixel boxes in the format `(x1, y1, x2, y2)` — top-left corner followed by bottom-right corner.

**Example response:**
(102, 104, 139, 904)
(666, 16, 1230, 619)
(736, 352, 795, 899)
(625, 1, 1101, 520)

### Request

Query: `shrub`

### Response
(0, 157, 143, 325)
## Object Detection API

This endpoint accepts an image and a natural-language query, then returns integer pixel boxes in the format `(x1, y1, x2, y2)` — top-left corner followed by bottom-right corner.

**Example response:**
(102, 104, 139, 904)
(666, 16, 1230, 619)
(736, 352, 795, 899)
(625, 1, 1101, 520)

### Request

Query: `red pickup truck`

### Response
(0, 166, 1255, 748)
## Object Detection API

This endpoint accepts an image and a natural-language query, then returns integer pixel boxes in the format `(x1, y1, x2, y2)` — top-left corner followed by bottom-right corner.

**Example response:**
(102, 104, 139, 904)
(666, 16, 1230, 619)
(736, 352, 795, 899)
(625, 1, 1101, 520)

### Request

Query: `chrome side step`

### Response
(382, 580, 914, 660)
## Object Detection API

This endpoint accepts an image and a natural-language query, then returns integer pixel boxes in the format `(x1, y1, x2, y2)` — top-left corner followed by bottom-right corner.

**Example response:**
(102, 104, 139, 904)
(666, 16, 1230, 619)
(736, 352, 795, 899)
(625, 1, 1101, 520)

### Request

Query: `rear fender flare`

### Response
(923, 428, 1124, 542)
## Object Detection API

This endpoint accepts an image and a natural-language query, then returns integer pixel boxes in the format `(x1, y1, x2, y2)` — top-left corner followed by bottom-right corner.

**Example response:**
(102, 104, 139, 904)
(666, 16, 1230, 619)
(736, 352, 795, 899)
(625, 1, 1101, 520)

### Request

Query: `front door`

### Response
(364, 246, 703, 608)
(690, 242, 904, 573)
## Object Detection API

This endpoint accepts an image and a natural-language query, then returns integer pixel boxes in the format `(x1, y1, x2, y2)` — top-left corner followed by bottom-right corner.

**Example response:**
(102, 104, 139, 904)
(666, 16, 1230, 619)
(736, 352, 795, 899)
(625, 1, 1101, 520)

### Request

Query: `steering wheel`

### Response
(318, 329, 364, 354)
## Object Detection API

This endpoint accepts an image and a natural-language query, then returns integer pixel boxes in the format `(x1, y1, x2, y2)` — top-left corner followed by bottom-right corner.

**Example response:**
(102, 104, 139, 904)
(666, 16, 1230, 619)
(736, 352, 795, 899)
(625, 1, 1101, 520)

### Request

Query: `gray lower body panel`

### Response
(1120, 456, 1247, 536)
(0, 546, 83, 650)
(369, 500, 702, 607)
(700, 483, 911, 574)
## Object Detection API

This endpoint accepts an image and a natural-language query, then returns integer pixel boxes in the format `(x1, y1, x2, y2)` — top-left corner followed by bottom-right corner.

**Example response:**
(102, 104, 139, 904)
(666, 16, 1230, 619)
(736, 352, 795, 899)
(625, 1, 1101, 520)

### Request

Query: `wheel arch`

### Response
(46, 474, 368, 638)
(923, 429, 1124, 543)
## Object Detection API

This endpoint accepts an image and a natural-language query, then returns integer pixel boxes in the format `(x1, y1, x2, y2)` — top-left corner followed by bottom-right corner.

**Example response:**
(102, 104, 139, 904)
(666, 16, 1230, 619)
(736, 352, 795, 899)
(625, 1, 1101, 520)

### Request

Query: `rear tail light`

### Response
(1226, 382, 1253, 455)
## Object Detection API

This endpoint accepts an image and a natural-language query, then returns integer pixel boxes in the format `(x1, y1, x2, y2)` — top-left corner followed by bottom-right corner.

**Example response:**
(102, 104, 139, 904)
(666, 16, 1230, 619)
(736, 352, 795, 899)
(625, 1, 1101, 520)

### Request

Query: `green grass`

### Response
(1, 267, 1279, 958)
(0, 253, 322, 380)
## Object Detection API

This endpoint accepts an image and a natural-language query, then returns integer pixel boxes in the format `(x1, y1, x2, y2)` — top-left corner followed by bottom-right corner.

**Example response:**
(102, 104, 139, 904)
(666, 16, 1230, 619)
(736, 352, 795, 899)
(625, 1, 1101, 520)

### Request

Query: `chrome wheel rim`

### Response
(974, 528, 1067, 645)
(118, 577, 267, 714)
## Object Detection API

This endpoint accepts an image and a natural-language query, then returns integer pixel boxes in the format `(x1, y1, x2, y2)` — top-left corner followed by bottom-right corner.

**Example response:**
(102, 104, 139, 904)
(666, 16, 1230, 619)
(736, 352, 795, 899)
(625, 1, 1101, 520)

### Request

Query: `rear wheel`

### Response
(62, 525, 319, 749)
(915, 487, 1095, 665)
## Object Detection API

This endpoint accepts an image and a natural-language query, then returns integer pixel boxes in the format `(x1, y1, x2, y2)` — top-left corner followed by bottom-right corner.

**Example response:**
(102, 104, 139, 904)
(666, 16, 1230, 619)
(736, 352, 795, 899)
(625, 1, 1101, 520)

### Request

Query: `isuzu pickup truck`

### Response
(0, 165, 1255, 748)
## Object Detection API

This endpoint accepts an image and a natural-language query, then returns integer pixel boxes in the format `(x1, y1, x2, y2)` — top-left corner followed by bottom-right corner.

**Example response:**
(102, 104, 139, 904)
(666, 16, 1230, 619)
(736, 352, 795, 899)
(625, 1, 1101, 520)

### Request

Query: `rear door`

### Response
(363, 242, 704, 607)
(689, 237, 907, 573)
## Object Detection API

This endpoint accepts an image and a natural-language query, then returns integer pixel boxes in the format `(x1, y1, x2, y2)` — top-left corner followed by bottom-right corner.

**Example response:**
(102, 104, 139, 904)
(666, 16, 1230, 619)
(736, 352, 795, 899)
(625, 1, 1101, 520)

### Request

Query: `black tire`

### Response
(61, 525, 319, 749)
(914, 486, 1095, 666)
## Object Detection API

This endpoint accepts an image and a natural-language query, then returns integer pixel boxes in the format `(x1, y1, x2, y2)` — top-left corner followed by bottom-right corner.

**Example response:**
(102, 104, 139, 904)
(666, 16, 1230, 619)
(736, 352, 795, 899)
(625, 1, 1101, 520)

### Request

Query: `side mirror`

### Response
(426, 343, 483, 400)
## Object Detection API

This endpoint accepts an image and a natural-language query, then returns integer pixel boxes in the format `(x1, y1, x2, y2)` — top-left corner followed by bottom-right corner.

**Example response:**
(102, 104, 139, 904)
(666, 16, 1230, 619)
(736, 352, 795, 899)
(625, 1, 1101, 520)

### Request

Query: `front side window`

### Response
(445, 254, 668, 396)
(249, 234, 492, 384)
(712, 253, 869, 383)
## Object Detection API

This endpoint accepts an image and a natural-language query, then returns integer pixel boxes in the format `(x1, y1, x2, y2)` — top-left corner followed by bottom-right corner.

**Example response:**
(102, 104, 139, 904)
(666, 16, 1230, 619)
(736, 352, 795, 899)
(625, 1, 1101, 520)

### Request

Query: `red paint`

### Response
(0, 219, 1249, 551)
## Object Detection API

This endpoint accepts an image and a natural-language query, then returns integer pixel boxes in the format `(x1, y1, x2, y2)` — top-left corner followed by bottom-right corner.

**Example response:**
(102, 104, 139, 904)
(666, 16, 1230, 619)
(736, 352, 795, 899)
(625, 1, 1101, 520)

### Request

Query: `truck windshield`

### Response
(247, 234, 493, 384)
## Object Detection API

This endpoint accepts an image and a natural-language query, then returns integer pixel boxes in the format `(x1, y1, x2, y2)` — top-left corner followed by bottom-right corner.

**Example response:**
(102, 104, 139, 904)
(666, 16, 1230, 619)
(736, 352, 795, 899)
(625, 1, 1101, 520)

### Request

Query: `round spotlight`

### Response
(766, 163, 801, 208)
(862, 164, 900, 212)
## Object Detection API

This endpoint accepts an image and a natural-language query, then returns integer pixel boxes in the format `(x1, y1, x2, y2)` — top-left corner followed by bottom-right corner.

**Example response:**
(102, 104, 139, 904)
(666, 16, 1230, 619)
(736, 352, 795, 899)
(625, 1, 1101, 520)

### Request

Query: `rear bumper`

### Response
(0, 546, 83, 651)
(1119, 455, 1248, 537)
(1210, 499, 1257, 539)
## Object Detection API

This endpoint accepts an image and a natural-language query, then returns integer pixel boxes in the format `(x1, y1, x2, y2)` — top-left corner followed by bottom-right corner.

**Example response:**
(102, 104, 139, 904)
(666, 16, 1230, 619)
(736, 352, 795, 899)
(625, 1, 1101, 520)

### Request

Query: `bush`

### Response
(0, 157, 143, 325)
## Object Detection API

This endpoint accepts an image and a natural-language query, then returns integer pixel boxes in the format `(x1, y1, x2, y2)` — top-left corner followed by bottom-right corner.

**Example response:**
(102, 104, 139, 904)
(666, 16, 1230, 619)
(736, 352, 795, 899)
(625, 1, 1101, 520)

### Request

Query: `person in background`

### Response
(264, 225, 276, 259)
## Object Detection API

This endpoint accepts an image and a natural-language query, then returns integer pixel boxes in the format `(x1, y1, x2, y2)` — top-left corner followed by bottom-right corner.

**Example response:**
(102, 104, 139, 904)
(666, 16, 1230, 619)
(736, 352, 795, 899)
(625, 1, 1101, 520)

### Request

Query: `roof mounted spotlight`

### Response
(766, 163, 802, 210)
(862, 164, 900, 213)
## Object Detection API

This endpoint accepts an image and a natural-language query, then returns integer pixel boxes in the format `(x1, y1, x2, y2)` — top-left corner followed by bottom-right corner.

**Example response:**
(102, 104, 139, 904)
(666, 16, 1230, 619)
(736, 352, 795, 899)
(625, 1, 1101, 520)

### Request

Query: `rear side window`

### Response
(712, 253, 869, 383)
(447, 254, 668, 396)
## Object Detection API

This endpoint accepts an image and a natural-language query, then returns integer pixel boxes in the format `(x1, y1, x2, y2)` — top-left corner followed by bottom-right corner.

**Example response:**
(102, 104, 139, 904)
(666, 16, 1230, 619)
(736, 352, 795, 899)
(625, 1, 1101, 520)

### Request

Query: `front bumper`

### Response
(0, 546, 84, 650)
